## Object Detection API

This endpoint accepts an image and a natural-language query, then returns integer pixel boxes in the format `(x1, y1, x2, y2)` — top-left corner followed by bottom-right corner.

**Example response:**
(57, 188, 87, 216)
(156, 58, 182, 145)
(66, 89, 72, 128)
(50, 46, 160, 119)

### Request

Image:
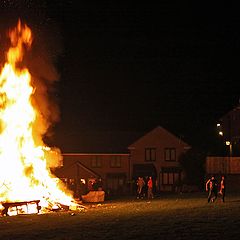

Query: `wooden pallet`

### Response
(1, 200, 41, 216)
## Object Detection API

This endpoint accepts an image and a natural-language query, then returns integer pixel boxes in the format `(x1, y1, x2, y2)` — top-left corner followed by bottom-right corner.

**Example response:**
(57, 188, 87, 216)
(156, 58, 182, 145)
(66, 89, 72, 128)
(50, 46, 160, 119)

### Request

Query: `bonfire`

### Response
(0, 20, 81, 216)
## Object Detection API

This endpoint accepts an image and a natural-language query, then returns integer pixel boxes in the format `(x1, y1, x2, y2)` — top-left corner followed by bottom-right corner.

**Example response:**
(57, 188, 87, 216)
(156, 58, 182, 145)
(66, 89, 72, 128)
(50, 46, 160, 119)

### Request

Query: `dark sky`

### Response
(1, 1, 240, 152)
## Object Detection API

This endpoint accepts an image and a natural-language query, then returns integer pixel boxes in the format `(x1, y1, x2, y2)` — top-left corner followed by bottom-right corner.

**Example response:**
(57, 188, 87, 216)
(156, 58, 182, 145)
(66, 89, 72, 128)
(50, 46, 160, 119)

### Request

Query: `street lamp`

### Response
(217, 123, 232, 174)
(225, 140, 232, 173)
(217, 123, 223, 136)
(226, 140, 232, 156)
(219, 131, 223, 136)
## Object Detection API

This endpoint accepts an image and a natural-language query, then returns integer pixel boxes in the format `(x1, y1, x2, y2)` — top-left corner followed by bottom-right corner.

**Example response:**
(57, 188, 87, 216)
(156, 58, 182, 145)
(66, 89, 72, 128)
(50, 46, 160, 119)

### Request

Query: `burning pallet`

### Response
(1, 199, 87, 216)
(1, 200, 41, 216)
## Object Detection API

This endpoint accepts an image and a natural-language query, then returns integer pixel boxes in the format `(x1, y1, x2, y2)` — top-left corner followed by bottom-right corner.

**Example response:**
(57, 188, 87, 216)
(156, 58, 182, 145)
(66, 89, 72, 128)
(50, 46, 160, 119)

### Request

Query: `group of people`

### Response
(136, 176, 154, 200)
(88, 178, 103, 191)
(136, 175, 226, 202)
(205, 175, 225, 203)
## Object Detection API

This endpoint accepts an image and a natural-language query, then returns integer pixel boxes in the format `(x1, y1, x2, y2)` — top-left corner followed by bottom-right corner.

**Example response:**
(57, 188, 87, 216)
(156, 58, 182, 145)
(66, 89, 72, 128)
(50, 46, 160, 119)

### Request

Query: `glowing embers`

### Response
(1, 200, 41, 216)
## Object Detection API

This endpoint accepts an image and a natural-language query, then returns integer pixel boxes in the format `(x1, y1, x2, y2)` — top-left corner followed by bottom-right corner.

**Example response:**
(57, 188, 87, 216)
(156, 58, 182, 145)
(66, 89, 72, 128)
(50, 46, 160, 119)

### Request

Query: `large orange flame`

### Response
(0, 20, 74, 215)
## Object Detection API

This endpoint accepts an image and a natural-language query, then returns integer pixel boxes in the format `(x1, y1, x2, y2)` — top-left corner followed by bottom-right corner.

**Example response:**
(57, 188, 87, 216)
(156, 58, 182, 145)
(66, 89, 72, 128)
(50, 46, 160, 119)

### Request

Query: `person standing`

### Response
(206, 176, 218, 203)
(147, 176, 154, 199)
(136, 177, 145, 199)
(219, 175, 226, 202)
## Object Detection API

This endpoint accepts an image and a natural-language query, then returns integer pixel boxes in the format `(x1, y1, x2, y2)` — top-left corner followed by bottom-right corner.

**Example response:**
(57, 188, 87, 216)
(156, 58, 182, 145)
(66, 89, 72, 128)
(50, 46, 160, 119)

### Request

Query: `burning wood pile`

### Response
(1, 200, 40, 216)
(0, 20, 82, 216)
(1, 199, 86, 216)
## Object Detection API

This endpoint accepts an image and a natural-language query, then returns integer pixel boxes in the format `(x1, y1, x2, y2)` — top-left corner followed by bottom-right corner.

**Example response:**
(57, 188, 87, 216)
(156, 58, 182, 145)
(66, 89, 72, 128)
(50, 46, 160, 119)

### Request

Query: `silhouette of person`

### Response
(206, 176, 218, 203)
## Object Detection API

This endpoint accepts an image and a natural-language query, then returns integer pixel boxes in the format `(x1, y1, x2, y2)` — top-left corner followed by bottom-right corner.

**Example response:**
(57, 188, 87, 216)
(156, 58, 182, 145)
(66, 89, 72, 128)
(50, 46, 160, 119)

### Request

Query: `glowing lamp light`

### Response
(225, 141, 231, 146)
(217, 123, 221, 127)
(219, 131, 223, 136)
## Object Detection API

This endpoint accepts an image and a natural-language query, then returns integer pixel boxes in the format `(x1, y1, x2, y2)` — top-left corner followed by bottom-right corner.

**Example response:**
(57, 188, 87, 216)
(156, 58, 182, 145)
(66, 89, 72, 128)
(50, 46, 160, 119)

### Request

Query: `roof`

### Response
(128, 126, 191, 149)
(49, 126, 191, 154)
(219, 103, 240, 120)
(53, 160, 101, 178)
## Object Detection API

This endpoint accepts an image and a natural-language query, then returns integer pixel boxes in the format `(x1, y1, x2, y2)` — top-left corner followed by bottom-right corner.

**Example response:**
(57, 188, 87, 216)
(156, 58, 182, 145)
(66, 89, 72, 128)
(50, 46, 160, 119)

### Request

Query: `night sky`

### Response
(0, 1, 240, 153)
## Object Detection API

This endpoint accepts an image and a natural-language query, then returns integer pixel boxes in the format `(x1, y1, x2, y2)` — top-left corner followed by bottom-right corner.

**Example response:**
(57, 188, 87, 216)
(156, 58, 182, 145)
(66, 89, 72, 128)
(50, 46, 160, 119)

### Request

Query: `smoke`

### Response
(25, 21, 64, 168)
(26, 22, 63, 135)
(0, 1, 63, 134)
(0, 1, 64, 168)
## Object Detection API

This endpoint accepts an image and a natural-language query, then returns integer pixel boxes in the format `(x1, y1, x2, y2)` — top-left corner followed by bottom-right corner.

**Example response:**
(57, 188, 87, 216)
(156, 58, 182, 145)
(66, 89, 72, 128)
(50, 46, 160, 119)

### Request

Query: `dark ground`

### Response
(1, 192, 240, 240)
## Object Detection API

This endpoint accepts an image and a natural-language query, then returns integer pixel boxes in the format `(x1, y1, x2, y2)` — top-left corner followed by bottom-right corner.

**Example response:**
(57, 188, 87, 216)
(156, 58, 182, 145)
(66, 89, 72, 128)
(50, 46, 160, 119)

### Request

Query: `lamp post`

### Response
(225, 140, 232, 174)
(217, 123, 232, 174)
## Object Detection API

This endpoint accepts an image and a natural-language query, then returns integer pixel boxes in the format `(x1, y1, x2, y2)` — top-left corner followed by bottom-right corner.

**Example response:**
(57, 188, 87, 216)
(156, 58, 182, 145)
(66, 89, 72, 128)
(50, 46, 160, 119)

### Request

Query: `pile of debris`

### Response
(1, 199, 86, 217)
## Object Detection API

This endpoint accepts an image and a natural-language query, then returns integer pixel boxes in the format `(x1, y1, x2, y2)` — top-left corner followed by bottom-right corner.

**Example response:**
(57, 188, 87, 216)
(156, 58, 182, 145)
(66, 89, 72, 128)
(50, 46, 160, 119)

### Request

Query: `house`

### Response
(52, 153, 130, 197)
(52, 126, 191, 197)
(205, 104, 240, 192)
(217, 104, 240, 156)
(128, 126, 191, 192)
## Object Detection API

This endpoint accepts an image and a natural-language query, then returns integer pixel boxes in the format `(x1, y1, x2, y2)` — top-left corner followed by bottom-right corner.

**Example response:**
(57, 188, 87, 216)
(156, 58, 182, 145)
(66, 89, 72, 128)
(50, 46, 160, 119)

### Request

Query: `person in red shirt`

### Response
(147, 176, 154, 199)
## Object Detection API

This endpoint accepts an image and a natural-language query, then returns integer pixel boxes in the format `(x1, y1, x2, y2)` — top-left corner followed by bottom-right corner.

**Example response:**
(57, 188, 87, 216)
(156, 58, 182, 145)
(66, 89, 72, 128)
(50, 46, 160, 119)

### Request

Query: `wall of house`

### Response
(53, 153, 130, 197)
(61, 153, 130, 179)
(129, 138, 187, 172)
(128, 127, 190, 192)
(219, 107, 240, 142)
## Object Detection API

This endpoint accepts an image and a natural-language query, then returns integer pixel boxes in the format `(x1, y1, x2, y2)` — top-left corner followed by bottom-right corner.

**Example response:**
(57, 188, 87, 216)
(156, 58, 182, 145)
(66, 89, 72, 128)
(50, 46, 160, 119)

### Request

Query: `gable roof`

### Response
(219, 104, 240, 120)
(53, 160, 101, 178)
(128, 126, 191, 149)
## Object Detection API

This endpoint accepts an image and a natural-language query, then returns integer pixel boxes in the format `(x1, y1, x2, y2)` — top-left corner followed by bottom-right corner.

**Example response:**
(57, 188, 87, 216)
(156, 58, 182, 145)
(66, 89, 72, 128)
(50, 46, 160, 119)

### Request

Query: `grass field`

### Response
(1, 192, 240, 240)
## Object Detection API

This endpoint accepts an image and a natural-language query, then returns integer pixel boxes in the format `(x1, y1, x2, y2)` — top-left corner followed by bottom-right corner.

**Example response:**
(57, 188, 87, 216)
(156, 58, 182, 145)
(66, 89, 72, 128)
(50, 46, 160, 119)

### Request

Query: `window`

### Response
(145, 148, 156, 162)
(91, 156, 102, 168)
(110, 156, 121, 168)
(163, 173, 174, 185)
(164, 148, 176, 161)
(161, 167, 181, 187)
